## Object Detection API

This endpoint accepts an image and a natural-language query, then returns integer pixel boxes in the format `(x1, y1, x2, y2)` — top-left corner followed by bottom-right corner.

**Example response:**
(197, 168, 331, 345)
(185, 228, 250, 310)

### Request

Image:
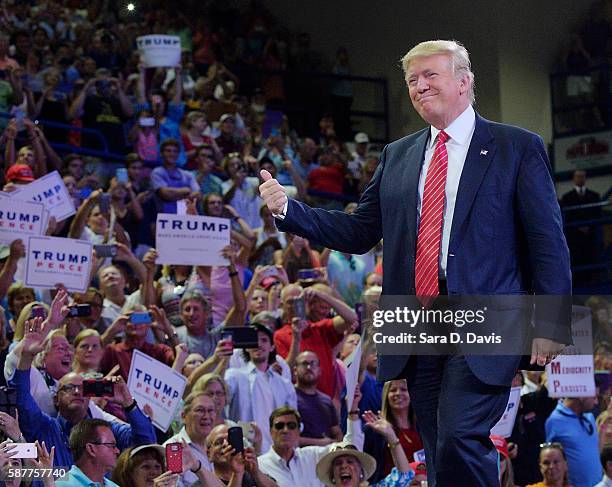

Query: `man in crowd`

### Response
(274, 284, 356, 398)
(100, 307, 176, 380)
(56, 419, 120, 486)
(151, 138, 200, 214)
(545, 395, 602, 487)
(14, 319, 156, 467)
(68, 68, 134, 154)
(206, 423, 278, 486)
(225, 323, 297, 453)
(215, 114, 243, 155)
(294, 350, 342, 447)
(165, 391, 217, 487)
(258, 402, 363, 487)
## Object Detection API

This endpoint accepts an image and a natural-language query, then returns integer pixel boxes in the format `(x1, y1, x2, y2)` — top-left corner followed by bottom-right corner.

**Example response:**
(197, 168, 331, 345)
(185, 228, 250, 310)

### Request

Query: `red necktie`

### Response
(415, 130, 449, 306)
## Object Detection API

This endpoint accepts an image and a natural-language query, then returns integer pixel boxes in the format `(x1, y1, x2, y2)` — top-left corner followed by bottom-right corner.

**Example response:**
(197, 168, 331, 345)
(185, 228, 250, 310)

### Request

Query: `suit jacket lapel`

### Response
(404, 129, 429, 247)
(449, 114, 496, 250)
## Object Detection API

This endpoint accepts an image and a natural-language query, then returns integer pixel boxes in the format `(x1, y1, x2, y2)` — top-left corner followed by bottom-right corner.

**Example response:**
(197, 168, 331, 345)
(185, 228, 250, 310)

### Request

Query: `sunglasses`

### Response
(539, 442, 564, 451)
(273, 421, 298, 431)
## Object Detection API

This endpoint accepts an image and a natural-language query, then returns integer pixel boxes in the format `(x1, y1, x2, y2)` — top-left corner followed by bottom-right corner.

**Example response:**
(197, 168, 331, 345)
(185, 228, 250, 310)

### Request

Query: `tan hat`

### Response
(354, 132, 369, 144)
(315, 443, 377, 487)
(129, 444, 165, 459)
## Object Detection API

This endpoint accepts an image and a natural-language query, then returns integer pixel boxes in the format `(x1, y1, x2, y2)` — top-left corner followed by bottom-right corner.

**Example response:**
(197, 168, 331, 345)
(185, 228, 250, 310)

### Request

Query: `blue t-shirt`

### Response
(150, 165, 199, 213)
(545, 402, 602, 487)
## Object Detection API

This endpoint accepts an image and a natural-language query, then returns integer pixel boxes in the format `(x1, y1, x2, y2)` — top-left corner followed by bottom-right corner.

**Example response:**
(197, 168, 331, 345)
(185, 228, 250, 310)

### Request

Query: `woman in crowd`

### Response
(526, 443, 572, 487)
(6, 283, 36, 336)
(72, 329, 104, 375)
(182, 110, 221, 168)
(109, 176, 144, 248)
(200, 192, 255, 240)
(68, 189, 130, 247)
(364, 380, 423, 483)
(192, 373, 231, 427)
(316, 411, 414, 487)
(112, 441, 222, 487)
(274, 233, 320, 283)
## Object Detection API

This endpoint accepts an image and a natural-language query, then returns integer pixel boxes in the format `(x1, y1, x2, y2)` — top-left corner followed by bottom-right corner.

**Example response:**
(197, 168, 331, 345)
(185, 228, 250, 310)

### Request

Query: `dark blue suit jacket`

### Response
(277, 114, 572, 386)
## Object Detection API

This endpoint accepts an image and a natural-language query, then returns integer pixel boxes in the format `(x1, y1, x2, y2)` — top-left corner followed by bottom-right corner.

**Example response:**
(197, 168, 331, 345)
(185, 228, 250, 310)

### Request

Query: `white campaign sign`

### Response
(547, 354, 596, 398)
(0, 199, 46, 245)
(343, 339, 362, 413)
(12, 171, 76, 222)
(137, 35, 181, 68)
(25, 236, 92, 292)
(155, 213, 231, 266)
(127, 350, 186, 432)
(490, 386, 521, 438)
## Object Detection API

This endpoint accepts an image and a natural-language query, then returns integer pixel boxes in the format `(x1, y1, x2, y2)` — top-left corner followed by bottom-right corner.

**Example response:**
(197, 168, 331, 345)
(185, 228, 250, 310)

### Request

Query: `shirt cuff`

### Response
(273, 201, 288, 220)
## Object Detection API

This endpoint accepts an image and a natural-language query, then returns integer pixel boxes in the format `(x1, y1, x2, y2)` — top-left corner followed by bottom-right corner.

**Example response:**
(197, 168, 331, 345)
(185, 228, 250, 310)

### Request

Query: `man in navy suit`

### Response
(259, 40, 572, 486)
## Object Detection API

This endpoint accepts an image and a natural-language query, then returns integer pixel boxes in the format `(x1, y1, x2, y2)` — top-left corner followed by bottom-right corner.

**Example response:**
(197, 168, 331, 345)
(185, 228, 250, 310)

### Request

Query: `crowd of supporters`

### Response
(0, 1, 609, 486)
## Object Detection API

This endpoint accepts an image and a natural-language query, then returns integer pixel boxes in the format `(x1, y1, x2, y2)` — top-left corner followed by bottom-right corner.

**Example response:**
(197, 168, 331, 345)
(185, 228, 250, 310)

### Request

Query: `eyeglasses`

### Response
(273, 421, 298, 431)
(297, 361, 319, 369)
(58, 384, 81, 394)
(205, 390, 226, 398)
(90, 442, 118, 449)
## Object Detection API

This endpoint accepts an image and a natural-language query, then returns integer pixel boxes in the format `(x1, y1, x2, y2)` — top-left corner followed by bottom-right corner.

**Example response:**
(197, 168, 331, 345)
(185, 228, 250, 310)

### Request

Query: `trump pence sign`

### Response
(25, 236, 92, 292)
(127, 350, 186, 432)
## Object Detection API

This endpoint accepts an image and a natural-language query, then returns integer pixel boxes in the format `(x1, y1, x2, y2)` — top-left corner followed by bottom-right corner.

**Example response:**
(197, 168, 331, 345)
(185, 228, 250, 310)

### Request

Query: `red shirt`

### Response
(274, 318, 343, 397)
(100, 341, 175, 380)
(307, 164, 345, 194)
(383, 427, 423, 476)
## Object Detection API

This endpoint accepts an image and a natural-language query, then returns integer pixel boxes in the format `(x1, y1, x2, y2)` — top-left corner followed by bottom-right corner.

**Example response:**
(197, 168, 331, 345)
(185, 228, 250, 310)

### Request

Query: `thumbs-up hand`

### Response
(259, 169, 288, 215)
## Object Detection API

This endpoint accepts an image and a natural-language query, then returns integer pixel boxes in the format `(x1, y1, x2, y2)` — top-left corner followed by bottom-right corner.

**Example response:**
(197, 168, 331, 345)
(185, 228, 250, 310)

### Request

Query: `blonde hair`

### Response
(400, 40, 475, 103)
(14, 301, 49, 341)
(33, 329, 67, 369)
(192, 373, 229, 396)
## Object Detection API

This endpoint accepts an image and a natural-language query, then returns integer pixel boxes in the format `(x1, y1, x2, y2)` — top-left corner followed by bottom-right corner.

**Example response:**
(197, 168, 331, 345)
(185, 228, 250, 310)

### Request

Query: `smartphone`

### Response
(260, 266, 279, 280)
(165, 443, 182, 473)
(297, 268, 319, 281)
(227, 426, 244, 454)
(116, 167, 129, 184)
(98, 193, 111, 213)
(67, 304, 92, 318)
(220, 326, 258, 348)
(355, 302, 364, 331)
(139, 117, 155, 127)
(79, 187, 93, 199)
(292, 296, 306, 320)
(30, 306, 47, 319)
(130, 312, 152, 324)
(82, 379, 114, 397)
(93, 244, 117, 258)
(10, 443, 37, 459)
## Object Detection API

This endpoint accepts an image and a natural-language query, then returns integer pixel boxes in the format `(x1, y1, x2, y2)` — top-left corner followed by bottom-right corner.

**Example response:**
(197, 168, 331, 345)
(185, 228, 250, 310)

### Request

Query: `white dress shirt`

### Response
(417, 105, 476, 277)
(225, 361, 297, 453)
(258, 419, 364, 487)
(595, 474, 612, 487)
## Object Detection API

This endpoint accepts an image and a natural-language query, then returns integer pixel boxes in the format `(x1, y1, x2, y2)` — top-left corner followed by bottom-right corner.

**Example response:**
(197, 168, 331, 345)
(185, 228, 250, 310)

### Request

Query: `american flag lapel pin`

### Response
(480, 149, 488, 156)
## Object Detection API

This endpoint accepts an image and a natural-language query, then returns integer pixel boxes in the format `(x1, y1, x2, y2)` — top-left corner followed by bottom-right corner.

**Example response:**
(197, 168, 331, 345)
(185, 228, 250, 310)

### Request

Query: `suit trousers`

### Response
(403, 353, 510, 487)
